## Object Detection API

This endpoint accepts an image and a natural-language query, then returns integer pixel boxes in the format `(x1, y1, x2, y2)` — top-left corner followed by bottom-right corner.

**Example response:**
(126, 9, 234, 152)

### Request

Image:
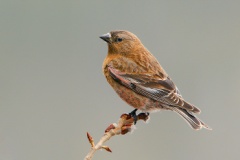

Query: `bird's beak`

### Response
(99, 33, 111, 43)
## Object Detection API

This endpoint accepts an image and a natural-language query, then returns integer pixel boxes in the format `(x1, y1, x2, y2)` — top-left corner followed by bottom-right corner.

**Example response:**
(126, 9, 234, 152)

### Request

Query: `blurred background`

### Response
(0, 0, 239, 160)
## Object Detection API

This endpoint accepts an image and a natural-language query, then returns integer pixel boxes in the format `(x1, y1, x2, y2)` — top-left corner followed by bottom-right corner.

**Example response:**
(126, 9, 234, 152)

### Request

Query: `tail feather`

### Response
(172, 107, 212, 130)
(182, 101, 201, 113)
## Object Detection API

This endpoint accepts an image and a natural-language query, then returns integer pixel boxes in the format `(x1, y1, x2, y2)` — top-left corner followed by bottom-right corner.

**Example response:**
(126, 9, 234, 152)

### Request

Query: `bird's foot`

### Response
(129, 109, 138, 125)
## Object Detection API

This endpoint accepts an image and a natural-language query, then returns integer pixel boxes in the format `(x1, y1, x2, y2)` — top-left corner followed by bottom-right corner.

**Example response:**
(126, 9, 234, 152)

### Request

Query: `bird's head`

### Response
(100, 30, 142, 55)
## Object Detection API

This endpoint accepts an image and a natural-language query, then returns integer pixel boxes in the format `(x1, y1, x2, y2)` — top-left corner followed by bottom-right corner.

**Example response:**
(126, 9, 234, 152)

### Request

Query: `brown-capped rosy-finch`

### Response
(100, 30, 211, 130)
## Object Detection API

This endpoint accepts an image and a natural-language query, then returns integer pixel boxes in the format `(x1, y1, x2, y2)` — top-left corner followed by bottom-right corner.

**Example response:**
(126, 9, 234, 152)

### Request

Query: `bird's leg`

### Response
(129, 109, 138, 125)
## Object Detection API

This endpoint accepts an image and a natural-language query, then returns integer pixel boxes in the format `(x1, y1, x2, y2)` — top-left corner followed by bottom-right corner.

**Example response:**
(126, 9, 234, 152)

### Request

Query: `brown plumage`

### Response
(100, 30, 211, 130)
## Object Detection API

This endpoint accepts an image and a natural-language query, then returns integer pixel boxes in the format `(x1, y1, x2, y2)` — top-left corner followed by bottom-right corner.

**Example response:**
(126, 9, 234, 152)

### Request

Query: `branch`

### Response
(84, 112, 149, 160)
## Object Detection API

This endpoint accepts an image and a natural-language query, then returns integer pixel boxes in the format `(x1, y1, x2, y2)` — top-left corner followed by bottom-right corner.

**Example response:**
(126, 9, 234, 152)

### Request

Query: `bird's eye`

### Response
(116, 38, 123, 42)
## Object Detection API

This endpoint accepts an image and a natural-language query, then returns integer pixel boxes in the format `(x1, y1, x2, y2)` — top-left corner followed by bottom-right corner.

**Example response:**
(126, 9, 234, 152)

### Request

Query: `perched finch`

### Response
(100, 30, 211, 130)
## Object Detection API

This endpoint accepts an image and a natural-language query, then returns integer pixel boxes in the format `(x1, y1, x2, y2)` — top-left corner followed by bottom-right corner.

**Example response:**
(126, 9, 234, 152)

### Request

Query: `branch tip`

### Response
(87, 132, 95, 147)
(101, 146, 112, 153)
(84, 112, 150, 159)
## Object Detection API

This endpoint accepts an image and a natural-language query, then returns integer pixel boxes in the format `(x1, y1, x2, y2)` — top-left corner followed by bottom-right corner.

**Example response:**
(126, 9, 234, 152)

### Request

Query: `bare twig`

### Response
(84, 113, 149, 160)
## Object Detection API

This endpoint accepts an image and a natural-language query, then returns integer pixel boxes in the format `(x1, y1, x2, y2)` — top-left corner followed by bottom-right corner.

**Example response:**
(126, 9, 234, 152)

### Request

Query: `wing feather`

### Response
(108, 66, 200, 113)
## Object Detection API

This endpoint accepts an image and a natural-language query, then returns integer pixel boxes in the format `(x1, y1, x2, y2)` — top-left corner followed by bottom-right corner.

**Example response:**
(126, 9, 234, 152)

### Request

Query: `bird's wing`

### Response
(108, 66, 200, 113)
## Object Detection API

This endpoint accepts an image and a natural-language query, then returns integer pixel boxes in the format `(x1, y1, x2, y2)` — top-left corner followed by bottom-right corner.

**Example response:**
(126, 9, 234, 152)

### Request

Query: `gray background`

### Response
(0, 0, 239, 160)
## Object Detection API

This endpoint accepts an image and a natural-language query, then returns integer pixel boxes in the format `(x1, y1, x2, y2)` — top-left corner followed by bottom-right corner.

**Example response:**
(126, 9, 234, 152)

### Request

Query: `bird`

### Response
(100, 30, 211, 130)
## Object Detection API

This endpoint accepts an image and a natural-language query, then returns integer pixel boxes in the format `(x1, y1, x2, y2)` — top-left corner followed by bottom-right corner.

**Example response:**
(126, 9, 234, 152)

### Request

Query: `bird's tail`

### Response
(172, 107, 212, 130)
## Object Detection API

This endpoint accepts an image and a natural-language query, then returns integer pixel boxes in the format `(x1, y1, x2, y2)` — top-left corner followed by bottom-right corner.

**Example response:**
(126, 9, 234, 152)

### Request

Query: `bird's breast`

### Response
(105, 71, 146, 109)
(104, 69, 164, 111)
